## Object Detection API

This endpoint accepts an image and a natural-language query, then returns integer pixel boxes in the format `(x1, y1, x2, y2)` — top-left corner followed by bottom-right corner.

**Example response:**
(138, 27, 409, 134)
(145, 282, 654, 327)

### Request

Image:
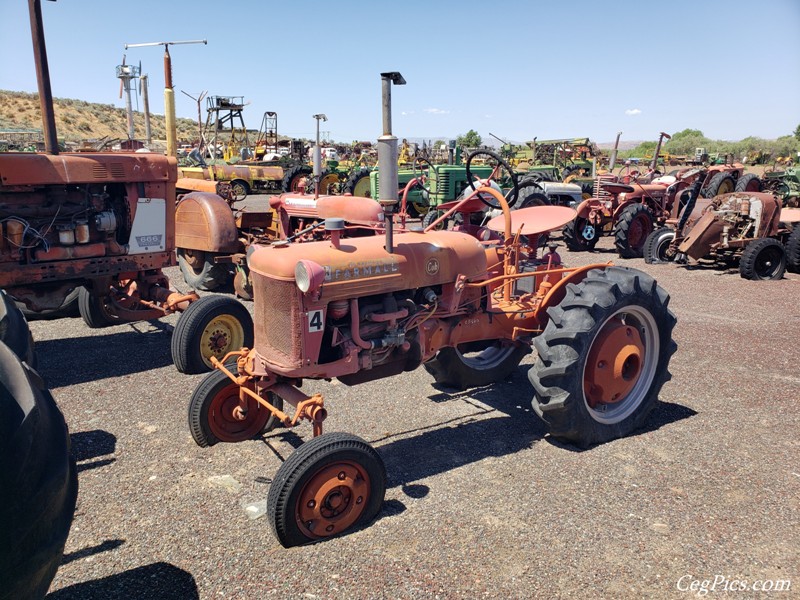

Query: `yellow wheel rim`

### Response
(200, 314, 245, 368)
(352, 176, 371, 197)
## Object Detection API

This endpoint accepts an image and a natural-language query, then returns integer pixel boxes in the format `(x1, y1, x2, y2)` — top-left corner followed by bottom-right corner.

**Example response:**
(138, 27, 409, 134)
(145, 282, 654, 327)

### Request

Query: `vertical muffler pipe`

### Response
(651, 132, 671, 172)
(609, 131, 622, 172)
(377, 71, 405, 254)
(28, 0, 58, 155)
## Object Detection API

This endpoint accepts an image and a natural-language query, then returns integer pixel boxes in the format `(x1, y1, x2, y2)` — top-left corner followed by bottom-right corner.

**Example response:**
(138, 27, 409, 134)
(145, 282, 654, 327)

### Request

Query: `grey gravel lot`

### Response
(35, 211, 799, 599)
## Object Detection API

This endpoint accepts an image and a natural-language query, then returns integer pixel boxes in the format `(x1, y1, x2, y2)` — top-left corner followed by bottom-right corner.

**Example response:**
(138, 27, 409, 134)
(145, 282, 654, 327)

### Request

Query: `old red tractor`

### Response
(1, 1, 251, 375)
(187, 73, 678, 547)
(643, 172, 800, 279)
(563, 133, 760, 258)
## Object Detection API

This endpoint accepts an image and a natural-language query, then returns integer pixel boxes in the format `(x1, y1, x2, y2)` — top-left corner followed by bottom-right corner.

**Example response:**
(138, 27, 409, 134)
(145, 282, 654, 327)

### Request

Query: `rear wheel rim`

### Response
(582, 306, 659, 424)
(627, 213, 651, 248)
(455, 342, 517, 371)
(755, 246, 783, 279)
(655, 233, 675, 261)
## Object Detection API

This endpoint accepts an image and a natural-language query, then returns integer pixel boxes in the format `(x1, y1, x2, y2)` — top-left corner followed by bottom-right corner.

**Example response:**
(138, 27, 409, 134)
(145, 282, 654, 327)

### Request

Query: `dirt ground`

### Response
(31, 214, 800, 599)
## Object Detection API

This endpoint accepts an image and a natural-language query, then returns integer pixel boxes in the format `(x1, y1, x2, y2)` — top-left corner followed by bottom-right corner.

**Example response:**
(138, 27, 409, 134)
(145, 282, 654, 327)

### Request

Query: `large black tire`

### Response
(16, 287, 80, 321)
(177, 248, 231, 291)
(343, 167, 372, 197)
(0, 342, 78, 600)
(614, 203, 655, 259)
(282, 165, 313, 193)
(517, 176, 550, 209)
(78, 286, 119, 328)
(423, 341, 529, 390)
(188, 368, 283, 448)
(267, 432, 386, 547)
(701, 172, 735, 198)
(563, 217, 600, 251)
(529, 266, 677, 448)
(786, 227, 800, 273)
(171, 295, 254, 374)
(734, 173, 762, 193)
(0, 291, 36, 366)
(739, 238, 786, 281)
(643, 227, 676, 264)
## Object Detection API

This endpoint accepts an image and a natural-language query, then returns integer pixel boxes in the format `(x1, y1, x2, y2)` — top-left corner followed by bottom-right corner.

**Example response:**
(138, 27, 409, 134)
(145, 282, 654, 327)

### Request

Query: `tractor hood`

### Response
(249, 230, 489, 301)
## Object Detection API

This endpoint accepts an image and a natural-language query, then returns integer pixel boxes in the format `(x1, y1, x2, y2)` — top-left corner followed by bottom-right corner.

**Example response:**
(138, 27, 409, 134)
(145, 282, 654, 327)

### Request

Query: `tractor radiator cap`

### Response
(325, 218, 346, 231)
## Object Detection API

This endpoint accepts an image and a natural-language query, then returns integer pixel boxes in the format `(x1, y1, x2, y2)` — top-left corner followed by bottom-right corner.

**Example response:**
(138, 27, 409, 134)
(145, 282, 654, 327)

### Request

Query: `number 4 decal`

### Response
(308, 310, 323, 332)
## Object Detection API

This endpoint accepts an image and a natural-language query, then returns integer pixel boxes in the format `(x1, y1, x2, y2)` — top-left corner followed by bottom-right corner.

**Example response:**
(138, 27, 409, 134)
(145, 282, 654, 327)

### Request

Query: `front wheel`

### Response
(78, 286, 119, 328)
(739, 238, 786, 280)
(267, 432, 386, 547)
(563, 217, 600, 251)
(423, 341, 529, 390)
(188, 368, 283, 447)
(643, 227, 676, 264)
(529, 266, 677, 447)
(786, 227, 800, 273)
(171, 295, 254, 374)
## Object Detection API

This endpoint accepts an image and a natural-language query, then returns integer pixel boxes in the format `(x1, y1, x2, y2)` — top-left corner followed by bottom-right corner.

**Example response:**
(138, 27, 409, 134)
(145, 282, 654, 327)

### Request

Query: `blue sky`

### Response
(1, 0, 798, 145)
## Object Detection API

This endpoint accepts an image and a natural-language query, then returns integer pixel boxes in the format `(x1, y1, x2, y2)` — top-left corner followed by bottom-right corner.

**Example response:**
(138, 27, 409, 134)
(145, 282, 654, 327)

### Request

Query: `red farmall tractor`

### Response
(188, 73, 679, 547)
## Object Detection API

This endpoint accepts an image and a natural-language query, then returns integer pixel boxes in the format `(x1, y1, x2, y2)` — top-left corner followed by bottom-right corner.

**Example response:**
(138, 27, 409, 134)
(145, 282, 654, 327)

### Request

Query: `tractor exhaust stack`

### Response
(28, 0, 58, 155)
(377, 71, 406, 254)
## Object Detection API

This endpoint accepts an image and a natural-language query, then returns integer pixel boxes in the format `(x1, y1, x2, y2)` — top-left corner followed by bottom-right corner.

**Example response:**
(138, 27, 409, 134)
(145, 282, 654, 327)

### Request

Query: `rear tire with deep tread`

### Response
(0, 342, 78, 599)
(529, 266, 677, 448)
(171, 295, 254, 374)
(739, 238, 786, 280)
(734, 173, 762, 193)
(177, 248, 231, 291)
(786, 227, 800, 273)
(423, 342, 529, 390)
(343, 167, 372, 197)
(614, 203, 655, 259)
(701, 172, 735, 198)
(282, 165, 313, 193)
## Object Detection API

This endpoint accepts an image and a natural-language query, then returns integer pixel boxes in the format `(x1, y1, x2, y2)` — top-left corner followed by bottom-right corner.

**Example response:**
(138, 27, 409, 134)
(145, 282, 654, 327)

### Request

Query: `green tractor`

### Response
(762, 166, 800, 208)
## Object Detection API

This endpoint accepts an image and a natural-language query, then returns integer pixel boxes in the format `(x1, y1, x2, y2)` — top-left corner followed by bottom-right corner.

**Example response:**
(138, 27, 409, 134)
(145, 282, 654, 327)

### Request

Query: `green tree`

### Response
(456, 129, 482, 148)
(794, 124, 800, 142)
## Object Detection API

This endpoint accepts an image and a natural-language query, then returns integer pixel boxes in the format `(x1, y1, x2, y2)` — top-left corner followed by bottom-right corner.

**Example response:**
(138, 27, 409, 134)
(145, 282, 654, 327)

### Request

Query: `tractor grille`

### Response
(436, 171, 450, 196)
(253, 275, 303, 368)
(594, 174, 616, 200)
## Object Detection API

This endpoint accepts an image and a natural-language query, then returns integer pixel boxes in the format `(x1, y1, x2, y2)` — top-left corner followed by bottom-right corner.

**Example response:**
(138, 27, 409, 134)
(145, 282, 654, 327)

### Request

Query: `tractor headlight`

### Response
(295, 259, 326, 293)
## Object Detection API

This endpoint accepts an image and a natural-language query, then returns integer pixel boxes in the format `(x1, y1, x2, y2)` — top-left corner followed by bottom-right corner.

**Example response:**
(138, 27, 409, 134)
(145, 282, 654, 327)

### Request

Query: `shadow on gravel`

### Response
(34, 328, 173, 387)
(375, 372, 549, 488)
(61, 539, 125, 566)
(47, 562, 199, 600)
(70, 430, 117, 473)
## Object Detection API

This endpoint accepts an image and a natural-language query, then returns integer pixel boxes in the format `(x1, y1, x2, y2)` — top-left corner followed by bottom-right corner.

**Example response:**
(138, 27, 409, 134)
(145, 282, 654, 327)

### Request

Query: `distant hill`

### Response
(0, 90, 200, 145)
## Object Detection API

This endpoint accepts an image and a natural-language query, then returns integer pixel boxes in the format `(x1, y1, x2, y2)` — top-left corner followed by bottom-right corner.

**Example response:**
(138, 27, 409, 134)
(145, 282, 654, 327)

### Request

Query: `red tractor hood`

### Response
(249, 230, 489, 301)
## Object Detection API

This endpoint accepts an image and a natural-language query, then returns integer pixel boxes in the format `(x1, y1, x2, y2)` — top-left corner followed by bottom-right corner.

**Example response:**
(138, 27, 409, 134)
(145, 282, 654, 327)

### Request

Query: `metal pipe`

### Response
(377, 72, 405, 254)
(28, 0, 58, 154)
(609, 131, 622, 171)
(141, 74, 152, 145)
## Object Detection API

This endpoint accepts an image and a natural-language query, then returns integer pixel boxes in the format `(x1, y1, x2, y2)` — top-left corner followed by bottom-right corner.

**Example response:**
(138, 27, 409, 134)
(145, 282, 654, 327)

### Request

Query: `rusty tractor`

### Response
(564, 156, 761, 259)
(187, 72, 678, 547)
(1, 1, 253, 375)
(174, 181, 384, 300)
(643, 172, 800, 279)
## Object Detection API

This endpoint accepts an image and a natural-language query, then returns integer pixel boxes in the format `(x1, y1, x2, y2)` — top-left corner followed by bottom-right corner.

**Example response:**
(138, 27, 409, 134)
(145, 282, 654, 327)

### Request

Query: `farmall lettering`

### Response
(324, 257, 400, 282)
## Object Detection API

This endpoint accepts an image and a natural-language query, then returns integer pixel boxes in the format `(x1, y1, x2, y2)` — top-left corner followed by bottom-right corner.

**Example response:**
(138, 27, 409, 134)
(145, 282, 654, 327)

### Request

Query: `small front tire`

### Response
(171, 295, 254, 374)
(643, 227, 676, 264)
(739, 238, 786, 281)
(267, 432, 386, 547)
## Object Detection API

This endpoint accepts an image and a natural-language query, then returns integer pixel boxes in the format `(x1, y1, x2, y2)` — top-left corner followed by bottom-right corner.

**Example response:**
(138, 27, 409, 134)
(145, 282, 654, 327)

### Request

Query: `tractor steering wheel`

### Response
(412, 156, 432, 200)
(465, 149, 520, 208)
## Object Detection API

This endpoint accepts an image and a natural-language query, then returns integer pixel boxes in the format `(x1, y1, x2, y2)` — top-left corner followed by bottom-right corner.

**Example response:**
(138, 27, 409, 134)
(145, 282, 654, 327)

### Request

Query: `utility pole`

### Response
(312, 114, 327, 199)
(124, 39, 206, 156)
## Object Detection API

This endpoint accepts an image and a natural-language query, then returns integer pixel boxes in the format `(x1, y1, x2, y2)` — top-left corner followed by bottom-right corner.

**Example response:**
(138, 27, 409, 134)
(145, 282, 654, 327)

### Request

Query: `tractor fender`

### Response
(175, 192, 239, 253)
(574, 198, 607, 220)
